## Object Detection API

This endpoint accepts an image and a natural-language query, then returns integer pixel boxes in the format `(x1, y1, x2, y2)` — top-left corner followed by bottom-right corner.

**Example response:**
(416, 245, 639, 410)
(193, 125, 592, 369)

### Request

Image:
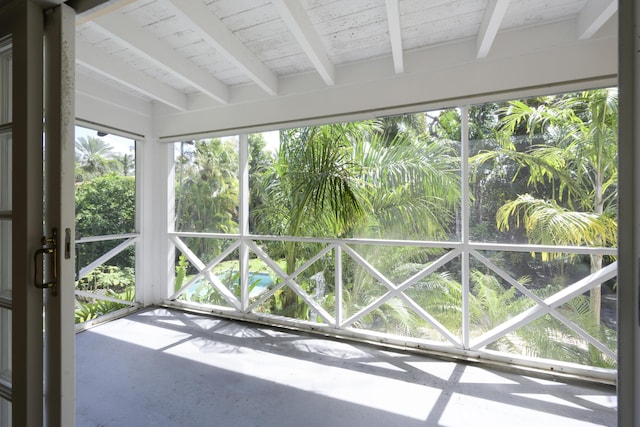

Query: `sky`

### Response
(75, 125, 135, 155)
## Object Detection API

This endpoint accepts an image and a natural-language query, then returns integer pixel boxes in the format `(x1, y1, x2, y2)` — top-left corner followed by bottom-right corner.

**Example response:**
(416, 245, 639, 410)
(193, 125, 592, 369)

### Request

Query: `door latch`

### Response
(34, 228, 57, 296)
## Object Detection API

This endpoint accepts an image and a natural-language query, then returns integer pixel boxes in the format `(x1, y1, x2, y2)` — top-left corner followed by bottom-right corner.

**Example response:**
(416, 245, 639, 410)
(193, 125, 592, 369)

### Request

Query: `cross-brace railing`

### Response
(166, 231, 617, 377)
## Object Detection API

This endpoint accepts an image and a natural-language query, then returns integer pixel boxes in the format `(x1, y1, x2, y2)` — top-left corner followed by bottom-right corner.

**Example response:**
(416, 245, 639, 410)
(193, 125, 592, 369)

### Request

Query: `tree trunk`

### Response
(590, 174, 604, 325)
(590, 254, 602, 325)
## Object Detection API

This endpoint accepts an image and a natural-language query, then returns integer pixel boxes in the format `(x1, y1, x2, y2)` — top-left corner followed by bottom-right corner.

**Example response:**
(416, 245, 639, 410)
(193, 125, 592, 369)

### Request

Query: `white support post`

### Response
(461, 105, 470, 349)
(138, 128, 174, 305)
(239, 133, 249, 311)
(617, 1, 640, 425)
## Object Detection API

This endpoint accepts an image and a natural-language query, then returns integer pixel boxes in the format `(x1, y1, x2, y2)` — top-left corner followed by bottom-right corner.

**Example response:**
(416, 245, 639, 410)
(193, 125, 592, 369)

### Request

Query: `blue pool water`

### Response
(246, 272, 273, 297)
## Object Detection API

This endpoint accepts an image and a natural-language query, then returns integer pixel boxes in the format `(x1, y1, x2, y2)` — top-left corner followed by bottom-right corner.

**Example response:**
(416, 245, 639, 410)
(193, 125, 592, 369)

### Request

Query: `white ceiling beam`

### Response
(75, 39, 188, 111)
(577, 0, 617, 40)
(384, 0, 404, 74)
(273, 0, 335, 85)
(476, 0, 510, 59)
(92, 14, 229, 104)
(167, 0, 279, 96)
(156, 18, 617, 139)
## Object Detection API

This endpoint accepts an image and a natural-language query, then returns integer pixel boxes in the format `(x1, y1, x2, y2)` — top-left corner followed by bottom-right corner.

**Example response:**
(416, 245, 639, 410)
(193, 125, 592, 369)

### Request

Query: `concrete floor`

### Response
(76, 307, 617, 427)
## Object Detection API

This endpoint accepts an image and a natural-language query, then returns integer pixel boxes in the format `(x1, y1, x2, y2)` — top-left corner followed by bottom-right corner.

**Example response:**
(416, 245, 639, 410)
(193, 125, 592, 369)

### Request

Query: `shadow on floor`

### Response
(76, 307, 616, 427)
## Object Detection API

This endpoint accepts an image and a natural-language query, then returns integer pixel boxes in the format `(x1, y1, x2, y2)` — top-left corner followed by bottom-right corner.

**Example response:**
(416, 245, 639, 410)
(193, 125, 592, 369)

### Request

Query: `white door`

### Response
(0, 1, 76, 426)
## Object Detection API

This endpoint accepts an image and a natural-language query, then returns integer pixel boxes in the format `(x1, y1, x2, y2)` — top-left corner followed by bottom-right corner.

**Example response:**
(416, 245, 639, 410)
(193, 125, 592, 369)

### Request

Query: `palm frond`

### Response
(496, 195, 617, 253)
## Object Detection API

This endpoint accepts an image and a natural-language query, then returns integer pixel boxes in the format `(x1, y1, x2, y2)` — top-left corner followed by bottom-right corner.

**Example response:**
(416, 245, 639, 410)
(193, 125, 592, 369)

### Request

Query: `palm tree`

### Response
(357, 130, 460, 239)
(75, 136, 115, 179)
(253, 119, 460, 316)
(117, 153, 135, 176)
(376, 113, 427, 145)
(175, 138, 239, 260)
(473, 88, 618, 323)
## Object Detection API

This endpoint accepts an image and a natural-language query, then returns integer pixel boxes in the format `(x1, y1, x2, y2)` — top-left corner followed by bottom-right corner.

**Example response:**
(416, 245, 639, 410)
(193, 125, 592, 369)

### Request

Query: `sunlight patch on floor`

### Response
(162, 337, 442, 421)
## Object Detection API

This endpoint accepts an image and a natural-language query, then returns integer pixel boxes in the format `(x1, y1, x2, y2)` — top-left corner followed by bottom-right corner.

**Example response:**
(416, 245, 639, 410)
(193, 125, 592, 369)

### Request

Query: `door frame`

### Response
(43, 4, 76, 427)
(0, 1, 75, 426)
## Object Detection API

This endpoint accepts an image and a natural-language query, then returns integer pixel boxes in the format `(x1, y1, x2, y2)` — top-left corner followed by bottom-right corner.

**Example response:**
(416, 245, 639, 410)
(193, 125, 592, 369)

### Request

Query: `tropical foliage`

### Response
(472, 89, 618, 324)
(76, 89, 619, 368)
(74, 133, 137, 324)
(75, 135, 135, 181)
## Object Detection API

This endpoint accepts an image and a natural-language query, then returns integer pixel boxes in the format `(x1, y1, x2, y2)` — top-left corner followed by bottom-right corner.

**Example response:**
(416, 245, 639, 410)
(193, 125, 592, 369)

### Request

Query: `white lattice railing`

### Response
(166, 232, 618, 381)
(74, 233, 139, 309)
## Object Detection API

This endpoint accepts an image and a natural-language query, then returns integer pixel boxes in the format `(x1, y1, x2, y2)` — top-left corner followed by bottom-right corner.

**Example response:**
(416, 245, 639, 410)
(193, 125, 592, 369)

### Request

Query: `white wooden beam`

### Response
(92, 14, 230, 104)
(76, 39, 188, 111)
(476, 0, 510, 59)
(384, 0, 404, 73)
(167, 0, 279, 96)
(577, 0, 617, 40)
(154, 19, 617, 140)
(273, 0, 335, 85)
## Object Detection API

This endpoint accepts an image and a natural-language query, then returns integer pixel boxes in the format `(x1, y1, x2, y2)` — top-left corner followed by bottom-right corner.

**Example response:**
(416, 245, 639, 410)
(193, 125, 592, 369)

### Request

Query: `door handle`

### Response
(34, 228, 57, 296)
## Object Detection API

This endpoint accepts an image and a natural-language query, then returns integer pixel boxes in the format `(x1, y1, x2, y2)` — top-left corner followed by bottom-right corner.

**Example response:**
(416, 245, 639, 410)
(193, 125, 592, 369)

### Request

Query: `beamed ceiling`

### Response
(72, 0, 618, 140)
